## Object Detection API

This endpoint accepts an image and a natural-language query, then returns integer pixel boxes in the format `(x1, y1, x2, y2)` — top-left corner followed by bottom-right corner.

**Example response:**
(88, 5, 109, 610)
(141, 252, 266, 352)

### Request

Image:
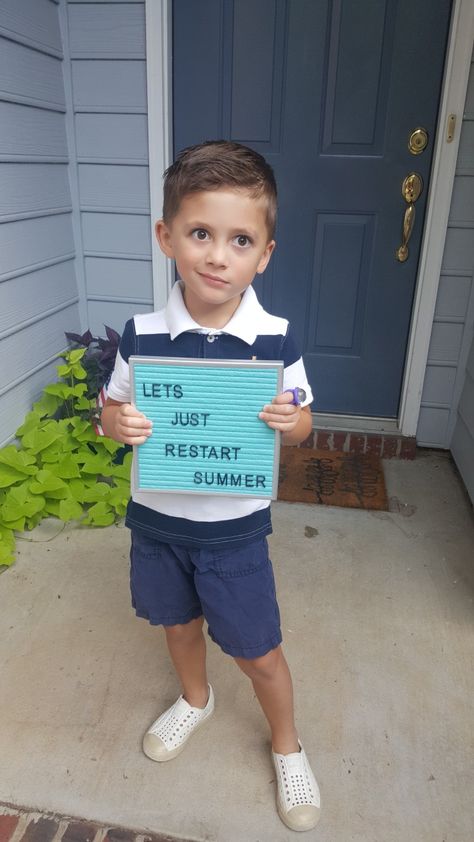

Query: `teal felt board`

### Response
(129, 357, 283, 499)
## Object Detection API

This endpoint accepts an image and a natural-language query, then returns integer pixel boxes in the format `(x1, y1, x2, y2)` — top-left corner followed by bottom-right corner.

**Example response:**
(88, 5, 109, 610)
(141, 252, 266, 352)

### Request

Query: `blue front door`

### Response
(172, 0, 452, 417)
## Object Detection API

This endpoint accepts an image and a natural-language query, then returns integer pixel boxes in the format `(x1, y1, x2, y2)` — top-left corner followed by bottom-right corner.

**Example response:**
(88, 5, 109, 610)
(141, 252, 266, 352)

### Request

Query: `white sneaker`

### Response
(143, 685, 215, 762)
(272, 742, 321, 831)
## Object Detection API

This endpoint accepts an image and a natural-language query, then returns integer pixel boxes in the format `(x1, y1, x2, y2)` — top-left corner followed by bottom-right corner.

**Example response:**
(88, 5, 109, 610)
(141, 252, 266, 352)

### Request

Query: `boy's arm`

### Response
(100, 398, 152, 445)
(259, 392, 313, 446)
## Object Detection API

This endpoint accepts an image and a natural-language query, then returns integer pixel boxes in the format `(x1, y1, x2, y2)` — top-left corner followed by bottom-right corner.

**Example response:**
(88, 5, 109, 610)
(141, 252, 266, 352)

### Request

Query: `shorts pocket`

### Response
(131, 530, 161, 561)
(208, 538, 270, 579)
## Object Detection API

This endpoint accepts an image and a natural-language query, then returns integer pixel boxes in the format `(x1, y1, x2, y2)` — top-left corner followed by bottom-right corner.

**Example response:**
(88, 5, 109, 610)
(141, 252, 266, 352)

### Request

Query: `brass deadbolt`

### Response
(408, 127, 428, 155)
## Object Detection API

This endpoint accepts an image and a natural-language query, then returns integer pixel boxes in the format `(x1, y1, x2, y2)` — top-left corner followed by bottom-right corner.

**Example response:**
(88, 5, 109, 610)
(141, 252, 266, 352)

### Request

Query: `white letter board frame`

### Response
(129, 356, 284, 500)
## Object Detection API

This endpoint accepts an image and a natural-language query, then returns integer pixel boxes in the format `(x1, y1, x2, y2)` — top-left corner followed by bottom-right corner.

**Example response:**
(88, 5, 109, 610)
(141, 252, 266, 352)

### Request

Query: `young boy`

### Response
(101, 141, 321, 832)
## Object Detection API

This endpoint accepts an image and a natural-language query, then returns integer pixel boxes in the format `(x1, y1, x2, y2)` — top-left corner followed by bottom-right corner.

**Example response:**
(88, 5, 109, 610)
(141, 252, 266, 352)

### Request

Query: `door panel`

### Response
(172, 0, 452, 416)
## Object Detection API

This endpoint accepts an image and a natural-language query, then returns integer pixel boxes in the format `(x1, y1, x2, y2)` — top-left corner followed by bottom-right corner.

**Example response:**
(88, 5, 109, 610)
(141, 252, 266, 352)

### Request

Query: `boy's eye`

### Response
(192, 229, 209, 241)
(234, 234, 251, 248)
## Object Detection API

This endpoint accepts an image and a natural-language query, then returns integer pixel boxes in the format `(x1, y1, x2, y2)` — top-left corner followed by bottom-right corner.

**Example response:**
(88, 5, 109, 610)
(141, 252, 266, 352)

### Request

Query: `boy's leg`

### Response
(164, 615, 210, 708)
(236, 646, 321, 831)
(143, 616, 214, 762)
(234, 645, 299, 754)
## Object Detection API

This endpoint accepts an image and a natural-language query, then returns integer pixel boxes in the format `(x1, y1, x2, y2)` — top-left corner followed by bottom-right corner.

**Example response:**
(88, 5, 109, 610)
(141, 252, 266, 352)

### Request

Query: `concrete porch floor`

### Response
(0, 450, 473, 842)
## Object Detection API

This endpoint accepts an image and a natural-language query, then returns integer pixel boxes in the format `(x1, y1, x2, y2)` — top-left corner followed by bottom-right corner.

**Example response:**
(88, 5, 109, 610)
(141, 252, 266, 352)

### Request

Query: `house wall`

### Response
(0, 0, 81, 448)
(451, 337, 474, 502)
(64, 0, 153, 337)
(449, 49, 474, 503)
(417, 46, 474, 452)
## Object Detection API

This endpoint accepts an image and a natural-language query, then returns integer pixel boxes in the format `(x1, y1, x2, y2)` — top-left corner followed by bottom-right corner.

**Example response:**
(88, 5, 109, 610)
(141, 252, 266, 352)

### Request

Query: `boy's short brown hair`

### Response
(163, 140, 277, 239)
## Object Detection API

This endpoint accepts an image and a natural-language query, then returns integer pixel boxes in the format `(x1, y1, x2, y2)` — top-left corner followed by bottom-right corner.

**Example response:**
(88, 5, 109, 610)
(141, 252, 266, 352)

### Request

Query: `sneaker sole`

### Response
(277, 800, 321, 833)
(142, 706, 214, 762)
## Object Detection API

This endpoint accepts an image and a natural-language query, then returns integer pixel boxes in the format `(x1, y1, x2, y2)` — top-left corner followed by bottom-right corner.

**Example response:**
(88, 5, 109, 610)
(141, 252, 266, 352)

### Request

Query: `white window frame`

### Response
(146, 0, 474, 435)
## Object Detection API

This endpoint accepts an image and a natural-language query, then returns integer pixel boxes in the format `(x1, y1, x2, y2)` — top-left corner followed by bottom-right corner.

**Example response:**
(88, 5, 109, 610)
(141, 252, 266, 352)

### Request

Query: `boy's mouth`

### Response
(198, 272, 229, 287)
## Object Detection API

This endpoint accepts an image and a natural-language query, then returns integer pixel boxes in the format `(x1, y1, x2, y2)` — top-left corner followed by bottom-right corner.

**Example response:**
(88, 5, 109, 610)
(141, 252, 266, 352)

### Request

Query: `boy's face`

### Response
(155, 188, 275, 324)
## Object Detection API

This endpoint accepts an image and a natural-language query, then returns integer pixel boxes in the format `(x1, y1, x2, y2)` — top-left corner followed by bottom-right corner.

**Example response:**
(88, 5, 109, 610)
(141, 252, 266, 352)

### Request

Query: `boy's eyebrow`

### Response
(186, 220, 260, 238)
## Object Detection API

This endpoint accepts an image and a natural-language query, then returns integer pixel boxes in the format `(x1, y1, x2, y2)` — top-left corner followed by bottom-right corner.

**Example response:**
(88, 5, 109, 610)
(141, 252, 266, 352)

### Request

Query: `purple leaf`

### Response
(65, 329, 95, 347)
(105, 325, 121, 345)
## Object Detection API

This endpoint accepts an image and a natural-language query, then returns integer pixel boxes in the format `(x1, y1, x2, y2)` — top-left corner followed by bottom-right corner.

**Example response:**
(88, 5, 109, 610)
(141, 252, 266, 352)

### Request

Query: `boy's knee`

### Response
(165, 616, 204, 644)
(237, 645, 282, 681)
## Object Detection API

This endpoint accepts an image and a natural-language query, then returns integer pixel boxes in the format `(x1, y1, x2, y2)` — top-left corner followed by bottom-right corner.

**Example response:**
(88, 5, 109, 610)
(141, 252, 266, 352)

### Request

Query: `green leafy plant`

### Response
(0, 346, 130, 567)
(64, 326, 121, 403)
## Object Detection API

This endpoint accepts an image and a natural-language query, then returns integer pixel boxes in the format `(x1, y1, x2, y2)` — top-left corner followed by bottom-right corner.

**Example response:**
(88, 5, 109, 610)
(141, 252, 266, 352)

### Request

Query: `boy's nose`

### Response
(205, 240, 227, 267)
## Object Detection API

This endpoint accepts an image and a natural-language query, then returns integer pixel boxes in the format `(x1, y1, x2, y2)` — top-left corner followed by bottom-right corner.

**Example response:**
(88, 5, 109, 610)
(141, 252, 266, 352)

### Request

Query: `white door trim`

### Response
(146, 0, 474, 436)
(399, 0, 474, 436)
(145, 0, 173, 310)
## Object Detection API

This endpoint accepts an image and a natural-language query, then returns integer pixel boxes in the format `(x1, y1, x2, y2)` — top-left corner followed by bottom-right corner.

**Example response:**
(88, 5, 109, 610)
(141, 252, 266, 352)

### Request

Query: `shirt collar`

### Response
(165, 281, 261, 345)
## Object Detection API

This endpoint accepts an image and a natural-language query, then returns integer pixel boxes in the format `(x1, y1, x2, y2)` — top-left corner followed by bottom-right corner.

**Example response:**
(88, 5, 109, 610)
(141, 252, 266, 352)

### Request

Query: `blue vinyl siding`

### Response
(449, 51, 474, 502)
(417, 46, 474, 482)
(65, 0, 153, 336)
(0, 0, 80, 448)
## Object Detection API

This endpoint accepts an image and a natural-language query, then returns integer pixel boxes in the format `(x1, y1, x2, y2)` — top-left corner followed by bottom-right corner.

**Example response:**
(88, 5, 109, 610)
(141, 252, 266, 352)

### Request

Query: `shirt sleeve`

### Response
(106, 318, 135, 403)
(281, 324, 314, 407)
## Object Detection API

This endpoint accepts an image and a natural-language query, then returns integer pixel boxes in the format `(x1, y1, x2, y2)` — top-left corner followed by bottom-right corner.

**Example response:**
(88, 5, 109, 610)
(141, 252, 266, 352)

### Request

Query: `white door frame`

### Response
(145, 0, 474, 436)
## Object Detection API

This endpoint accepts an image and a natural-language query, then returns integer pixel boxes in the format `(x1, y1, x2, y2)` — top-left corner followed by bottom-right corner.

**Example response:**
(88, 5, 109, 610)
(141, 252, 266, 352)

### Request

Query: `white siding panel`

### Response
(0, 0, 62, 56)
(417, 406, 450, 447)
(65, 1, 149, 340)
(0, 215, 75, 278)
(442, 228, 474, 271)
(0, 164, 71, 218)
(0, 102, 67, 158)
(466, 332, 474, 378)
(464, 59, 474, 115)
(0, 0, 83, 444)
(78, 164, 149, 211)
(82, 212, 151, 257)
(87, 299, 152, 337)
(85, 256, 152, 299)
(0, 38, 65, 109)
(421, 365, 456, 406)
(456, 122, 474, 173)
(0, 261, 78, 335)
(0, 303, 80, 393)
(0, 304, 79, 391)
(458, 368, 474, 430)
(68, 3, 145, 57)
(71, 60, 146, 110)
(449, 176, 474, 225)
(451, 413, 474, 503)
(427, 322, 464, 363)
(0, 360, 59, 448)
(435, 274, 472, 319)
(75, 113, 148, 161)
(424, 46, 474, 498)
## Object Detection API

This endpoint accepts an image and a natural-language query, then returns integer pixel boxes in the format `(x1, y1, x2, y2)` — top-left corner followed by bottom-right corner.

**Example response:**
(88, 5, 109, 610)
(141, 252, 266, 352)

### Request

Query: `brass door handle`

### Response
(396, 173, 423, 262)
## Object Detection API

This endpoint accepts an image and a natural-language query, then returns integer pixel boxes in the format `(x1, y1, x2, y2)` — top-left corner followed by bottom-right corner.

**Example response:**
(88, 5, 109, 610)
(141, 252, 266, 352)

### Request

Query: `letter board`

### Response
(129, 357, 283, 499)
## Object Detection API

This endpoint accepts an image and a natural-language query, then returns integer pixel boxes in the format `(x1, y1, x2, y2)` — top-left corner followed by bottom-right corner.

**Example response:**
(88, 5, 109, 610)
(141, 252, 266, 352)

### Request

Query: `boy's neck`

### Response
(182, 287, 244, 329)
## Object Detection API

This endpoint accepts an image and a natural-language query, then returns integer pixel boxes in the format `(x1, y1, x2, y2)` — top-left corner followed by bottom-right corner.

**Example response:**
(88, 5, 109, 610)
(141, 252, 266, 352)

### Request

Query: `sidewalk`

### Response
(0, 450, 473, 842)
(0, 806, 186, 842)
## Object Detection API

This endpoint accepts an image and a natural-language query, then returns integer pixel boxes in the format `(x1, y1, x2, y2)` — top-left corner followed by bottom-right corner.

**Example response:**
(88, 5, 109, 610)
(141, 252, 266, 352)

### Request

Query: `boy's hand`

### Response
(103, 401, 152, 445)
(259, 391, 301, 433)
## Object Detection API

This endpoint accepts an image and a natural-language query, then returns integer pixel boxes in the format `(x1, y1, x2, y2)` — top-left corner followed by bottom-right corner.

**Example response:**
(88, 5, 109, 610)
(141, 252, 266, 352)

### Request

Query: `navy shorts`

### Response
(129, 530, 282, 659)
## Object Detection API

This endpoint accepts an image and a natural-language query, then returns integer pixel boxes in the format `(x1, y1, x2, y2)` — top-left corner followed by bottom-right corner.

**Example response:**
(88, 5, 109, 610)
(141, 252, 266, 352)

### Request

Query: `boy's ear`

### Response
(155, 219, 174, 258)
(256, 239, 276, 275)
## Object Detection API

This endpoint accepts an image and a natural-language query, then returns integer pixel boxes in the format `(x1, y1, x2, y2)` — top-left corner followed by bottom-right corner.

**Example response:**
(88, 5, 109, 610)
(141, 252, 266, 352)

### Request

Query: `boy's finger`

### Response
(272, 392, 294, 405)
(121, 404, 149, 420)
(121, 414, 152, 428)
(260, 402, 295, 415)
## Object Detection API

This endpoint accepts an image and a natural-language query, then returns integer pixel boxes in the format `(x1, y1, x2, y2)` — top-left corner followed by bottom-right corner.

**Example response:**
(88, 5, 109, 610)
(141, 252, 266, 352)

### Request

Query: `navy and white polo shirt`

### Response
(107, 281, 313, 549)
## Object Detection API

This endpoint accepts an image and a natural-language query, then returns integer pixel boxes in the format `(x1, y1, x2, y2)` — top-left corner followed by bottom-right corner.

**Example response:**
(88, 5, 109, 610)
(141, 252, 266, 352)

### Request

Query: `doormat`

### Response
(278, 447, 388, 510)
